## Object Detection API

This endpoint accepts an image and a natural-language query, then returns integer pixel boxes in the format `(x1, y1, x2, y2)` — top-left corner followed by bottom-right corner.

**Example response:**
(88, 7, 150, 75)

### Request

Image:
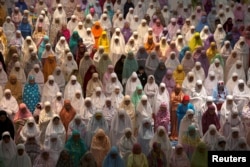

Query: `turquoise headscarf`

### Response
(23, 75, 40, 113)
(69, 31, 80, 54)
(38, 35, 49, 60)
(122, 52, 139, 80)
(65, 130, 88, 167)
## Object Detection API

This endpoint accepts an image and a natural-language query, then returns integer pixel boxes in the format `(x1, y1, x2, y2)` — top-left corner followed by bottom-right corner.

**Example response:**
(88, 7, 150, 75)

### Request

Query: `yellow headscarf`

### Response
(188, 32, 203, 52)
(98, 31, 110, 53)
(173, 64, 186, 85)
(206, 42, 218, 62)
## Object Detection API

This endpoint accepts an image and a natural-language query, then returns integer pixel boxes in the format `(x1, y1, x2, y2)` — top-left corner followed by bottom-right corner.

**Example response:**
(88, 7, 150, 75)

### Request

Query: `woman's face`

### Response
(125, 131, 132, 138)
(53, 117, 60, 125)
(5, 93, 11, 99)
(158, 129, 165, 137)
(176, 147, 183, 155)
(149, 77, 154, 83)
(209, 129, 216, 135)
(28, 122, 34, 128)
(0, 115, 6, 122)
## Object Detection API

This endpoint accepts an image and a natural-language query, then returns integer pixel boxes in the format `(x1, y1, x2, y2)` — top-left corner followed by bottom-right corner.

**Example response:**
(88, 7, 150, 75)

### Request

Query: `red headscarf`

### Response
(182, 95, 190, 102)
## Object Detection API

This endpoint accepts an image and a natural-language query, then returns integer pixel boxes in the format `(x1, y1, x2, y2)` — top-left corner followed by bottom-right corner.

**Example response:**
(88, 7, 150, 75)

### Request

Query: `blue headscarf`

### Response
(18, 17, 32, 39)
(179, 46, 190, 62)
(195, 16, 208, 32)
(15, 0, 28, 13)
(103, 146, 125, 167)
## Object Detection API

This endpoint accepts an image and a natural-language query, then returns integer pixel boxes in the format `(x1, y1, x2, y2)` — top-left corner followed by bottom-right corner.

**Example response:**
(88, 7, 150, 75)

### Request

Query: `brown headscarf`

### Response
(5, 74, 22, 104)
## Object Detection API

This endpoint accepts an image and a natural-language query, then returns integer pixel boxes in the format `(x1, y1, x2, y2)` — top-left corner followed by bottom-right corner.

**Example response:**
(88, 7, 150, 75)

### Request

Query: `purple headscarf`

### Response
(161, 69, 176, 95)
(196, 50, 210, 77)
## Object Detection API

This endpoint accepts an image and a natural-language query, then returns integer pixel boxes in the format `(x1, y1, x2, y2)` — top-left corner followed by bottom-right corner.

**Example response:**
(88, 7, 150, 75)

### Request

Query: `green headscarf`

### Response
(210, 54, 224, 67)
(131, 85, 145, 108)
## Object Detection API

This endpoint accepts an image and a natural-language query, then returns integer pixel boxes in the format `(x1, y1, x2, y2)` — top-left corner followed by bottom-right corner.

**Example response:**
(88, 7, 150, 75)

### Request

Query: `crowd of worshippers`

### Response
(1, 0, 250, 167)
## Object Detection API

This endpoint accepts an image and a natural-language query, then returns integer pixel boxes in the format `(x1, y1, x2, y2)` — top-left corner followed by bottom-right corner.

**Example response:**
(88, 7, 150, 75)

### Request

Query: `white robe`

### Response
(110, 92, 124, 109)
(61, 56, 78, 81)
(64, 80, 82, 102)
(0, 138, 16, 167)
(204, 77, 218, 96)
(45, 115, 66, 144)
(9, 152, 32, 167)
(67, 20, 79, 35)
(227, 63, 246, 82)
(41, 81, 60, 104)
(91, 92, 106, 110)
(125, 76, 142, 96)
(136, 101, 153, 128)
(154, 89, 170, 114)
(55, 40, 70, 64)
(234, 37, 250, 73)
(71, 93, 85, 114)
(208, 63, 224, 81)
(0, 96, 19, 120)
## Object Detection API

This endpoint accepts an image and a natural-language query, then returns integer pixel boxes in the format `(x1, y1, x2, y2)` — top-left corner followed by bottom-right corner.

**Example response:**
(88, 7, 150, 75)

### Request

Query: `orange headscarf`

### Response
(43, 54, 56, 82)
(59, 100, 76, 133)
(92, 21, 103, 48)
(144, 36, 156, 53)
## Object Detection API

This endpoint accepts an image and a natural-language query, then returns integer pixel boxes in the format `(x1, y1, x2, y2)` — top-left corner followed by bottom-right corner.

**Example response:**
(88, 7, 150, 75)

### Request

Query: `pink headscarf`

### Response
(234, 4, 244, 21)
(155, 102, 170, 132)
(13, 103, 32, 122)
(152, 19, 164, 37)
